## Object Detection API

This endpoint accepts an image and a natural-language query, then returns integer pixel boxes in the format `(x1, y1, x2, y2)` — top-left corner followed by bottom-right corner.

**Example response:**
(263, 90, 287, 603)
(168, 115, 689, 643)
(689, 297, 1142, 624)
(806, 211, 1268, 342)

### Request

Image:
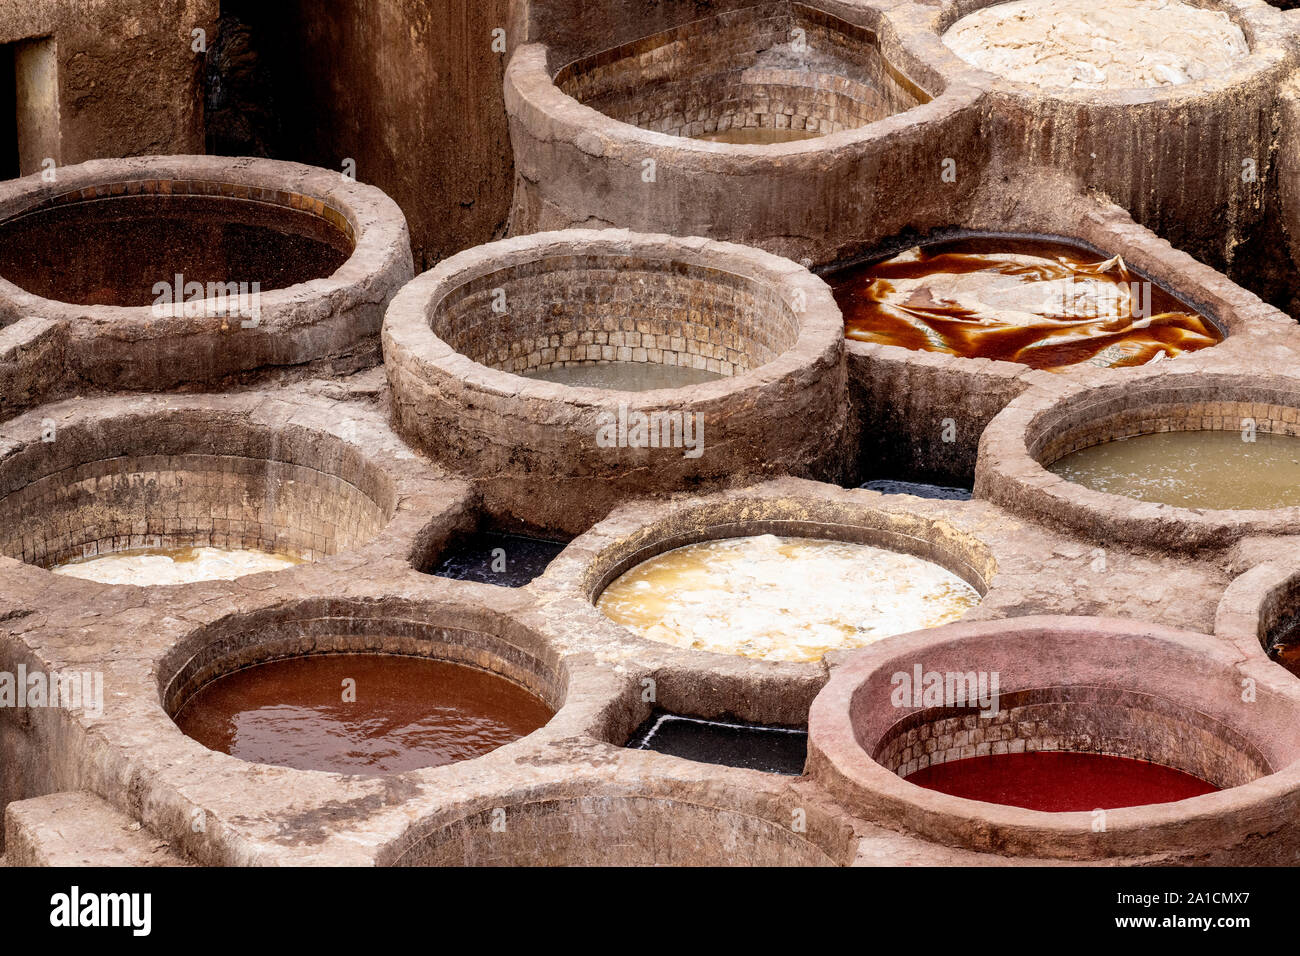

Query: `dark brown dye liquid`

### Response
(1270, 615, 1300, 677)
(829, 236, 1222, 369)
(173, 654, 552, 774)
(906, 751, 1218, 811)
(0, 194, 353, 306)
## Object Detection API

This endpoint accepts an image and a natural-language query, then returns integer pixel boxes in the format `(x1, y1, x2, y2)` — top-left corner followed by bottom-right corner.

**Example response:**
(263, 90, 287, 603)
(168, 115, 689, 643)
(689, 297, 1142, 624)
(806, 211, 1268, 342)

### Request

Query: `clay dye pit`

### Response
(829, 237, 1221, 369)
(860, 480, 973, 501)
(942, 0, 1249, 91)
(0, 193, 353, 306)
(627, 710, 808, 775)
(431, 531, 569, 587)
(52, 546, 304, 586)
(521, 361, 723, 391)
(173, 654, 552, 774)
(597, 534, 980, 662)
(905, 752, 1218, 811)
(1049, 430, 1300, 510)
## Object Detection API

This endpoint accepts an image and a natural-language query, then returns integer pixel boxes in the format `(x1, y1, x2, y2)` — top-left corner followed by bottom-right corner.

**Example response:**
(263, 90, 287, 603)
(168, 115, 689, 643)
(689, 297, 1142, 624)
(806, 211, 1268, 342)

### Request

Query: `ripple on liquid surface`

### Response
(1049, 430, 1300, 510)
(53, 546, 304, 585)
(597, 534, 981, 662)
(174, 654, 552, 774)
(830, 237, 1221, 370)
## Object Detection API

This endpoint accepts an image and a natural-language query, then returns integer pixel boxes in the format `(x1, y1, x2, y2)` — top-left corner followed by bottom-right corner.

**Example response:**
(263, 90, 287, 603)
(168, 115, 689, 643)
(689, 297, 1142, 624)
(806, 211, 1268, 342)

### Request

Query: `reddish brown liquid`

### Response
(0, 194, 352, 306)
(830, 237, 1222, 369)
(174, 654, 552, 774)
(906, 751, 1217, 811)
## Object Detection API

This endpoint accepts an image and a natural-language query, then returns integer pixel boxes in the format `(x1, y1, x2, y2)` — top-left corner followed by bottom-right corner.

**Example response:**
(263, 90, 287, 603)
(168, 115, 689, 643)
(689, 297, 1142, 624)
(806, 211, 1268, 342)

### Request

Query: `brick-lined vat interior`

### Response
(434, 254, 798, 379)
(555, 2, 928, 140)
(808, 618, 1300, 861)
(387, 788, 855, 866)
(873, 687, 1266, 788)
(0, 414, 394, 570)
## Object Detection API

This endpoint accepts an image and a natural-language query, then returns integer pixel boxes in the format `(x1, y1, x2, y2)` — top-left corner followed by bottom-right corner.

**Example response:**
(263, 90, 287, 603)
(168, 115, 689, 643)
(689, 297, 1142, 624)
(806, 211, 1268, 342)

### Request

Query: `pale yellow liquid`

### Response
(695, 128, 820, 145)
(1050, 430, 1300, 510)
(597, 534, 981, 663)
(53, 546, 304, 585)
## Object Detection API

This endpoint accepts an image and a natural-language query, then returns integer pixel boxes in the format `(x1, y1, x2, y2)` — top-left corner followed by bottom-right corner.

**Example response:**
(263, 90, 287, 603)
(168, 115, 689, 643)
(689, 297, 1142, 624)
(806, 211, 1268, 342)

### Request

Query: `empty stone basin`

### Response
(0, 411, 395, 585)
(942, 0, 1248, 91)
(827, 235, 1222, 370)
(808, 616, 1300, 862)
(555, 1, 927, 142)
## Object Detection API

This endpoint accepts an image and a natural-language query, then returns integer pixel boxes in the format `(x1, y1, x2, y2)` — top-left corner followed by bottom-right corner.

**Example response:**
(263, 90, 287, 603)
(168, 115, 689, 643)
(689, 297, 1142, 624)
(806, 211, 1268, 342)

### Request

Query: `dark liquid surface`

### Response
(829, 237, 1222, 369)
(0, 194, 353, 306)
(906, 751, 1218, 811)
(1270, 616, 1300, 677)
(431, 531, 569, 588)
(174, 654, 552, 774)
(628, 711, 808, 775)
(860, 479, 973, 501)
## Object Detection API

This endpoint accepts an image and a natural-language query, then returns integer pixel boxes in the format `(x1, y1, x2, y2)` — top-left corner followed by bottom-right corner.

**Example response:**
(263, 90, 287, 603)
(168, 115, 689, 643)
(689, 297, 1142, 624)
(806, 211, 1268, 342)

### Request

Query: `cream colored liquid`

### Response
(1050, 431, 1300, 510)
(695, 128, 820, 145)
(943, 0, 1248, 91)
(53, 546, 304, 585)
(597, 534, 981, 663)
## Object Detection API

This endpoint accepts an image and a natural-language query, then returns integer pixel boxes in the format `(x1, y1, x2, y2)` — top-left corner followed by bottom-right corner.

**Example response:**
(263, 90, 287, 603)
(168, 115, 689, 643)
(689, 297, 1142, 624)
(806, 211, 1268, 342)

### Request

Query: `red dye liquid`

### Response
(174, 654, 552, 775)
(905, 752, 1218, 811)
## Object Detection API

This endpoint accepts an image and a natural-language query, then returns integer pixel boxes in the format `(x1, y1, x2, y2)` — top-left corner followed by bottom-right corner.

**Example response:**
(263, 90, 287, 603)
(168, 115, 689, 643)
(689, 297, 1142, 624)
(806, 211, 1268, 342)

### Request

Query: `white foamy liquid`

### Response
(943, 0, 1249, 91)
(53, 547, 303, 585)
(597, 534, 981, 663)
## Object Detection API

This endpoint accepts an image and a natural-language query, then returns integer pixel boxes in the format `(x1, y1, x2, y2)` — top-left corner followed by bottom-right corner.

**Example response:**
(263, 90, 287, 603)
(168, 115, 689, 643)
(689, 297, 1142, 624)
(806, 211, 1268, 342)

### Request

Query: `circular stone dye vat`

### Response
(1049, 431, 1300, 510)
(943, 0, 1248, 91)
(829, 237, 1221, 369)
(597, 534, 980, 662)
(0, 192, 352, 307)
(905, 752, 1217, 811)
(551, 2, 928, 143)
(51, 546, 304, 586)
(174, 654, 552, 774)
